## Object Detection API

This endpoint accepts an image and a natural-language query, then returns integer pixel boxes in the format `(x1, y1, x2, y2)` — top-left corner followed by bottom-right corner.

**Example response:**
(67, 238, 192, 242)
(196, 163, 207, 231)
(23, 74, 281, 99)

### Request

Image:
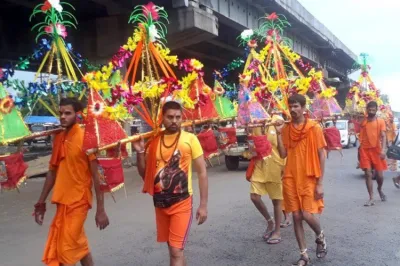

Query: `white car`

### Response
(325, 120, 357, 148)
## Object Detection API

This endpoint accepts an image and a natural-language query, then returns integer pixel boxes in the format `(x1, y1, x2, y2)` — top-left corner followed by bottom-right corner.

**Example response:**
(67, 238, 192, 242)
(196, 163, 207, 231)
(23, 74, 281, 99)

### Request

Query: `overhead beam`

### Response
(90, 0, 124, 15)
(206, 39, 243, 56)
(3, 0, 35, 8)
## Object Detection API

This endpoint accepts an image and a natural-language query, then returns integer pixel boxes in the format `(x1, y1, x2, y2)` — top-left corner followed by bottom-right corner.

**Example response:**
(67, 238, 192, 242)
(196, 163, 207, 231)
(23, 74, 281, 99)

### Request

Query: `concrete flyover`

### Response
(0, 0, 357, 105)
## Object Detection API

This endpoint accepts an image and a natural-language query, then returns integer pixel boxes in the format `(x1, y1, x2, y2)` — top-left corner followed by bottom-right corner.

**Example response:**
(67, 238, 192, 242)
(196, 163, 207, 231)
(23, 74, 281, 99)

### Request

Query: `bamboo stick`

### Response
(86, 117, 237, 155)
(24, 128, 64, 140)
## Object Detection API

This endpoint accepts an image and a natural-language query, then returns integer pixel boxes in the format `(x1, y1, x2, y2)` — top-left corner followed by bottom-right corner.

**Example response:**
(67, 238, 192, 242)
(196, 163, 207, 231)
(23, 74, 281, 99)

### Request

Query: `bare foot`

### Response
(378, 189, 387, 202)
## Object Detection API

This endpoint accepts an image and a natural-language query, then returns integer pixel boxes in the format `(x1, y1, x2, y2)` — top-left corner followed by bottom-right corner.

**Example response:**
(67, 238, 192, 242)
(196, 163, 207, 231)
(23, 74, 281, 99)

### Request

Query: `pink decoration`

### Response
(45, 23, 67, 38)
(143, 2, 159, 20)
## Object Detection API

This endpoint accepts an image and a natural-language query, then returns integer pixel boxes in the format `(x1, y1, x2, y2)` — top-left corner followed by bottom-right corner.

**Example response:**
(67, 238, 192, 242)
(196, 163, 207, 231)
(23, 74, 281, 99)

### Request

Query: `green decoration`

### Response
(128, 2, 169, 46)
(0, 84, 30, 145)
(213, 81, 237, 118)
(30, 0, 77, 43)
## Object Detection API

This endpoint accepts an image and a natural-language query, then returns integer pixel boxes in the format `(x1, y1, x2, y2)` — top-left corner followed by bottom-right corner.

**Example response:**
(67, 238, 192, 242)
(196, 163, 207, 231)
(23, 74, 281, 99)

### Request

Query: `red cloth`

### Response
(105, 145, 128, 158)
(218, 128, 237, 149)
(246, 159, 255, 182)
(98, 158, 124, 192)
(83, 88, 127, 152)
(351, 119, 361, 134)
(0, 152, 27, 190)
(247, 135, 273, 160)
(183, 78, 219, 120)
(197, 129, 219, 159)
(323, 127, 342, 150)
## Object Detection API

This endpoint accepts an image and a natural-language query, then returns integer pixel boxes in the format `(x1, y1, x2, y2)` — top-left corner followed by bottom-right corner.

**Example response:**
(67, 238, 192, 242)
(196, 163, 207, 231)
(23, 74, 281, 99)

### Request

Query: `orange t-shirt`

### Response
(49, 124, 96, 206)
(359, 118, 386, 149)
(148, 131, 203, 208)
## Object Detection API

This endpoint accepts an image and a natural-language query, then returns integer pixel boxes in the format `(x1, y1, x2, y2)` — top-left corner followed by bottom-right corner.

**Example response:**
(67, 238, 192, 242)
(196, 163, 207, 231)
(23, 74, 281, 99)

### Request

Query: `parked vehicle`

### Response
(26, 123, 58, 145)
(220, 127, 249, 171)
(325, 120, 357, 148)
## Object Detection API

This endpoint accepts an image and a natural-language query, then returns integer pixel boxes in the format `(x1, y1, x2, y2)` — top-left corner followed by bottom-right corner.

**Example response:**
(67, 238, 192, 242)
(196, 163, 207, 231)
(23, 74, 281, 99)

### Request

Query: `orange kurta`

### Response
(386, 122, 397, 144)
(282, 120, 326, 214)
(359, 118, 387, 171)
(43, 124, 96, 266)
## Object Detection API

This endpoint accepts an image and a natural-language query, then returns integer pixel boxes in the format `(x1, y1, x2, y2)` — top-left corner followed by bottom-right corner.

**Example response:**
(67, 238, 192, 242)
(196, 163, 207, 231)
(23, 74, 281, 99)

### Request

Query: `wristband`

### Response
(33, 202, 46, 216)
(137, 150, 145, 154)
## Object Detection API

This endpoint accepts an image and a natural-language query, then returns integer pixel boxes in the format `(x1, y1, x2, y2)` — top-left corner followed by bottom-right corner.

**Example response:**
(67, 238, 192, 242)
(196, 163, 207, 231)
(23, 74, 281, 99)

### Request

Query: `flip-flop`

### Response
(380, 193, 387, 202)
(262, 231, 273, 241)
(280, 221, 292, 228)
(392, 178, 400, 189)
(267, 237, 282, 244)
(364, 200, 375, 207)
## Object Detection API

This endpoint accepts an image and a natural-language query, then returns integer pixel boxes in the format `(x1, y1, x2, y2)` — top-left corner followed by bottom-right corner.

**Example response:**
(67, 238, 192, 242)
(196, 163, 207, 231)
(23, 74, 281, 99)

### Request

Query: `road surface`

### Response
(1, 148, 400, 266)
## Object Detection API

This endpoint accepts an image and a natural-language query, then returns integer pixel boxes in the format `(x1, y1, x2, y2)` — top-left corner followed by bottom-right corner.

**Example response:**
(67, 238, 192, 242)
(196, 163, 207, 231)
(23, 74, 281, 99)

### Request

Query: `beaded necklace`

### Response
(159, 130, 182, 163)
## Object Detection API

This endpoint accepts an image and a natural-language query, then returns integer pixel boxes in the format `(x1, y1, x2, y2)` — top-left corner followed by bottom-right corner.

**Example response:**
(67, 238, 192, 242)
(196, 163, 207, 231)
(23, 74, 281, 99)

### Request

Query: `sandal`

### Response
(364, 200, 375, 207)
(379, 193, 387, 202)
(393, 178, 400, 189)
(316, 231, 328, 259)
(266, 237, 282, 244)
(292, 249, 310, 266)
(280, 221, 292, 228)
(262, 217, 274, 240)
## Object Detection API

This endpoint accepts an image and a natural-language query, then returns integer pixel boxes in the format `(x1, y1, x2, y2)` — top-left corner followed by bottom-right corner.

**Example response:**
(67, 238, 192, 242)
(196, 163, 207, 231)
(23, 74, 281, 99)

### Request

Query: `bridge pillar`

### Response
(167, 1, 218, 50)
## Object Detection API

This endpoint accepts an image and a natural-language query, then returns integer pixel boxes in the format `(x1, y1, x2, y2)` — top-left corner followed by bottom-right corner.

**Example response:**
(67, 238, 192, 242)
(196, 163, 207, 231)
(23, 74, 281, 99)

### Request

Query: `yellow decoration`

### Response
(132, 77, 167, 99)
(105, 103, 129, 121)
(180, 72, 198, 91)
(280, 45, 301, 62)
(320, 87, 337, 99)
(308, 68, 323, 81)
(190, 59, 204, 70)
(358, 99, 366, 108)
(122, 29, 143, 52)
(295, 77, 311, 95)
(154, 43, 178, 66)
(259, 43, 271, 62)
(266, 79, 288, 93)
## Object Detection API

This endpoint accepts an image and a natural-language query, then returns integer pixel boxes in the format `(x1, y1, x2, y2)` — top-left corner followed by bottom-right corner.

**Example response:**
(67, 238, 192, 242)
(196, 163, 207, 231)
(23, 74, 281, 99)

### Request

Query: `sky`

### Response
(298, 0, 400, 111)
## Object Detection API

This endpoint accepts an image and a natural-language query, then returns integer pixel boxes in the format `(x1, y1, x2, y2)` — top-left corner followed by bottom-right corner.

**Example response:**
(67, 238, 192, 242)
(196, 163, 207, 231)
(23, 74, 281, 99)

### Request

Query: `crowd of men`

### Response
(32, 95, 394, 266)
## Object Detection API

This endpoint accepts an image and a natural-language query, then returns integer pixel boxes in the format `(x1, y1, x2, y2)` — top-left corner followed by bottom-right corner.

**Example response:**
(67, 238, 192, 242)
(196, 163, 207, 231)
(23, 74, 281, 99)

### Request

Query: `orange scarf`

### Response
(142, 134, 161, 195)
(49, 125, 79, 169)
(289, 120, 323, 178)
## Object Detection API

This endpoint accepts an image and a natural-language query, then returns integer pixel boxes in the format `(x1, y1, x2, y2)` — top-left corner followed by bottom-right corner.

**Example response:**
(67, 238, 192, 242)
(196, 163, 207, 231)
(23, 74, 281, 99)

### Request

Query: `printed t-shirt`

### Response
(149, 130, 203, 208)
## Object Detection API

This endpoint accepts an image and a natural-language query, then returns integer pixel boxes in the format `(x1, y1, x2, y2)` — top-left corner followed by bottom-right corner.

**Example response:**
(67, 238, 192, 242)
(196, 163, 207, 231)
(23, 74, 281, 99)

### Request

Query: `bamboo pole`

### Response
(86, 117, 237, 155)
(24, 128, 64, 141)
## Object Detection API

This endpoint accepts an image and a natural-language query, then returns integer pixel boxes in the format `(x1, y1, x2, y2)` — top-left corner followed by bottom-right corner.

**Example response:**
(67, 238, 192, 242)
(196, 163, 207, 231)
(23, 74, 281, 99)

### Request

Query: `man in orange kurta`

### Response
(359, 101, 387, 206)
(34, 98, 109, 266)
(275, 95, 327, 265)
(386, 118, 397, 146)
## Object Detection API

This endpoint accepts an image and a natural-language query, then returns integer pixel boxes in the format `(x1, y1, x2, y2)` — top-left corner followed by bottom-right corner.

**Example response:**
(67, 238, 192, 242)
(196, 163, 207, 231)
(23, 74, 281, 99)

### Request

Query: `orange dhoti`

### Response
(283, 176, 324, 214)
(359, 147, 387, 171)
(42, 199, 90, 266)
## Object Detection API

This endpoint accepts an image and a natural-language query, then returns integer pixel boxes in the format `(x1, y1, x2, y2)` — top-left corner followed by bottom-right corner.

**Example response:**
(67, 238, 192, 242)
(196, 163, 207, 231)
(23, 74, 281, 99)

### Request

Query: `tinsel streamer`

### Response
(144, 40, 154, 81)
(149, 46, 160, 80)
(46, 44, 56, 80)
(37, 98, 58, 117)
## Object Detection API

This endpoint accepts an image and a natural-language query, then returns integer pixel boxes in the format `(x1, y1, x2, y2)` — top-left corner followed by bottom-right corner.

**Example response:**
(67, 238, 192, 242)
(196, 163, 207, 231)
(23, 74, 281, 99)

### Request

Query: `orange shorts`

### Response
(359, 147, 387, 171)
(155, 196, 193, 249)
(282, 177, 324, 214)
